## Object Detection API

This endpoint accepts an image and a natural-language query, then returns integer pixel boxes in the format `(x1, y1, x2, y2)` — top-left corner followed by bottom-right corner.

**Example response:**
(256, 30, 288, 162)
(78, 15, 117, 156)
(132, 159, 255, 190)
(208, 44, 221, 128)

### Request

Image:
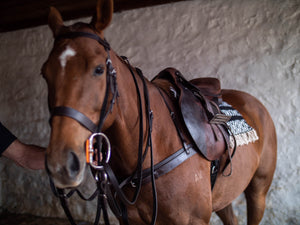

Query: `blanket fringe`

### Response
(230, 129, 259, 148)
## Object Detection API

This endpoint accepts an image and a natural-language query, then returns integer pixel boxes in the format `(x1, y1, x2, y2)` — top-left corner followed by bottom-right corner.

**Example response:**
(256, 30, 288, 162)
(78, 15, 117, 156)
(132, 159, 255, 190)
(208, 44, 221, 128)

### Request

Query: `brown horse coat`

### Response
(43, 1, 277, 224)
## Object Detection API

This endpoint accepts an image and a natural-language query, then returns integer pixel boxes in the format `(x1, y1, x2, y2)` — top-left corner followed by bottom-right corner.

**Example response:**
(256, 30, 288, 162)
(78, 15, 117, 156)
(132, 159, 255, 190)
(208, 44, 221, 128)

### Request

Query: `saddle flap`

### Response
(180, 87, 207, 154)
(179, 83, 226, 161)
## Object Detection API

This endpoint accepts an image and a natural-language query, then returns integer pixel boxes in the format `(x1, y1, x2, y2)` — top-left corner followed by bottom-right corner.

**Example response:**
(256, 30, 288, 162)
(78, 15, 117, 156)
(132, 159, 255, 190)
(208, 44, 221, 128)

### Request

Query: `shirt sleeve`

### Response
(0, 122, 17, 156)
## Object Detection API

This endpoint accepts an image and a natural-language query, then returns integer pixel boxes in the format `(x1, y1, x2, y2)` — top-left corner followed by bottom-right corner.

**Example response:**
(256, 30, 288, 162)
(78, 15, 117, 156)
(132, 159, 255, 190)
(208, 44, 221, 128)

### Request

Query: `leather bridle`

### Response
(51, 31, 118, 134)
(47, 31, 157, 225)
(46, 31, 206, 225)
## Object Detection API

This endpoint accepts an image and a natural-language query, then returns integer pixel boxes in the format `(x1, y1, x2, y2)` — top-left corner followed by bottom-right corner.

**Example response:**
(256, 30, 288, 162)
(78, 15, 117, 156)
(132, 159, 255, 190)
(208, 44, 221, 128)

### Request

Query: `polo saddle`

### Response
(152, 68, 233, 162)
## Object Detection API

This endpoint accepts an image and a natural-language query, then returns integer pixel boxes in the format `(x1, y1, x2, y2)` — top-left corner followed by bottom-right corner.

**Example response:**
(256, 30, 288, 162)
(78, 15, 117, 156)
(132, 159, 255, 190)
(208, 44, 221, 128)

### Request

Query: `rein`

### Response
(48, 31, 157, 225)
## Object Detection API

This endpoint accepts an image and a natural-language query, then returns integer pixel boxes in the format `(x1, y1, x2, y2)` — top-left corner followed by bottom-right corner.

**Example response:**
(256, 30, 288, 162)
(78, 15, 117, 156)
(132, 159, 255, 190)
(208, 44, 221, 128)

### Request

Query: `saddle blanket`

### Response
(219, 101, 259, 147)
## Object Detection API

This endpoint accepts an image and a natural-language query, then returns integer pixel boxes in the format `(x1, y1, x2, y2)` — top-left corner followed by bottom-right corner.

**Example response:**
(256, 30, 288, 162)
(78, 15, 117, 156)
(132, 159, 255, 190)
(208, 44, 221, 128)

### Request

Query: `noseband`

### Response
(47, 31, 157, 225)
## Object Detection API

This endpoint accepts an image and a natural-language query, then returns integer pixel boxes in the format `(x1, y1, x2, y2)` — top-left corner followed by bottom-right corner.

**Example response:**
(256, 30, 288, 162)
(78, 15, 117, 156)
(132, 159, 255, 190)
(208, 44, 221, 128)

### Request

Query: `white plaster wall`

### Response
(0, 0, 299, 224)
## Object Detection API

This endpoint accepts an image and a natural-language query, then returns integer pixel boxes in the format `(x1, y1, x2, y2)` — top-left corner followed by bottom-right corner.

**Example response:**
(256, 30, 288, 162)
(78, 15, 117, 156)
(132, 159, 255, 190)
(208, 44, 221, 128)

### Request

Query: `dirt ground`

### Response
(0, 211, 94, 225)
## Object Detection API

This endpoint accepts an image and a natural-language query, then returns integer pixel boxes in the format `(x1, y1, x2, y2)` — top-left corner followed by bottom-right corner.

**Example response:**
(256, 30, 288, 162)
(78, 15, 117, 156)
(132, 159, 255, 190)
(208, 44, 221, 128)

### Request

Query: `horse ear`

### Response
(48, 7, 64, 37)
(90, 0, 114, 32)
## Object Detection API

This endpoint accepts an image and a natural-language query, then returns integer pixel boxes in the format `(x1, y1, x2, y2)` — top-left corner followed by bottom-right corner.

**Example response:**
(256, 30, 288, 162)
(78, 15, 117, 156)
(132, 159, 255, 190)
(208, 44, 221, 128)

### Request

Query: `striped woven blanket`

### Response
(219, 101, 259, 147)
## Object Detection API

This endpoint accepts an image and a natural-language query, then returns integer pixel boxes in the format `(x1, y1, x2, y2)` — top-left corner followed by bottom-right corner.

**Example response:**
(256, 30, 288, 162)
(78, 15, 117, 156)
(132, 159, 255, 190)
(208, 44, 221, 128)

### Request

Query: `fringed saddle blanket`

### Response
(219, 101, 259, 147)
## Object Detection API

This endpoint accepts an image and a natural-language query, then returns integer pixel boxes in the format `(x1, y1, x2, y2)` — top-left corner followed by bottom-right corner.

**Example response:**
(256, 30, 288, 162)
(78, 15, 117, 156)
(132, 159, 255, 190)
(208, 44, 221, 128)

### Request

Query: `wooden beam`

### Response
(0, 0, 188, 33)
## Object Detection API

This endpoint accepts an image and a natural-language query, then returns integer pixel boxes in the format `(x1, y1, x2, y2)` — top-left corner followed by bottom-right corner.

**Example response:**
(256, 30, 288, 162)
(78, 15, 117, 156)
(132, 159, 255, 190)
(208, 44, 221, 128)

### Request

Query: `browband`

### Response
(56, 31, 111, 50)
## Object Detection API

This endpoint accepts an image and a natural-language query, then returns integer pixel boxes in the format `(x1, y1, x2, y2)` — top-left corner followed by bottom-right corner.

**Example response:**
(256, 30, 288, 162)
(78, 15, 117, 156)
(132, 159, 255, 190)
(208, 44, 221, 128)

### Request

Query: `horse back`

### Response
(221, 89, 276, 150)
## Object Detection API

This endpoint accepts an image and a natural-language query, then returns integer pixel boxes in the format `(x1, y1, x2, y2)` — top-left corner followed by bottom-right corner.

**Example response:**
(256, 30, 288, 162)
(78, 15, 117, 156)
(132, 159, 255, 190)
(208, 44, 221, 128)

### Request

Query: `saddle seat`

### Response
(152, 68, 231, 161)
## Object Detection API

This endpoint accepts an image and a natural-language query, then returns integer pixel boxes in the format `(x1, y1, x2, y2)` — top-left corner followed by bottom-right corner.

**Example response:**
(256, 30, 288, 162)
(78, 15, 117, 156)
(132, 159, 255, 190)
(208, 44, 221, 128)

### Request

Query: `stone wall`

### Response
(0, 0, 299, 224)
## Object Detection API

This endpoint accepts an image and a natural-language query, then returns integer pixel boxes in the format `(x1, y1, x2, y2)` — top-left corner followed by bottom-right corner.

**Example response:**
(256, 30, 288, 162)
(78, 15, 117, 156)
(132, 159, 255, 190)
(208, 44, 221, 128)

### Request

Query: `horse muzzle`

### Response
(45, 149, 85, 189)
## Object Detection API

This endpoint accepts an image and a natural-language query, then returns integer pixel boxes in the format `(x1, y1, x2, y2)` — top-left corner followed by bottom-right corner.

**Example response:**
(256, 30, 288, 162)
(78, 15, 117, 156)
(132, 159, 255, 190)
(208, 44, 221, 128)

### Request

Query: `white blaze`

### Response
(59, 46, 76, 68)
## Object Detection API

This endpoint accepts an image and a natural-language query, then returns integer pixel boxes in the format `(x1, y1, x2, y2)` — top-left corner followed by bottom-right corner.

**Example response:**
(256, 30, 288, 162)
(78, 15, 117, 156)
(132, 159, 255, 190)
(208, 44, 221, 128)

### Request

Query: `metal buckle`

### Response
(209, 114, 231, 124)
(85, 132, 111, 170)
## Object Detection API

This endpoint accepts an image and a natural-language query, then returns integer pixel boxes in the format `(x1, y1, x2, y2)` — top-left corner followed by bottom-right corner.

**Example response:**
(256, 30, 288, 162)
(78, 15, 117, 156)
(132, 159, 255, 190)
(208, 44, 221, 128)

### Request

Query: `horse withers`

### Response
(42, 0, 277, 224)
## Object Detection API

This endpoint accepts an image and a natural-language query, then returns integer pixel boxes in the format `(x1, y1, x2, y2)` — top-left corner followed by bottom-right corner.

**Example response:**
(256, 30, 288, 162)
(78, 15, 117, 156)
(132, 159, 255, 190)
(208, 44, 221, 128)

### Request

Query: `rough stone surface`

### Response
(0, 211, 93, 225)
(0, 0, 299, 224)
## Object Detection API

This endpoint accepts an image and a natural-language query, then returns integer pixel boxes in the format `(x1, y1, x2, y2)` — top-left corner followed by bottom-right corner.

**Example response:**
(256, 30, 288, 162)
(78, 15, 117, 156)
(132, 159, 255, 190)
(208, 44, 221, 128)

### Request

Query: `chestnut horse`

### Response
(43, 0, 277, 224)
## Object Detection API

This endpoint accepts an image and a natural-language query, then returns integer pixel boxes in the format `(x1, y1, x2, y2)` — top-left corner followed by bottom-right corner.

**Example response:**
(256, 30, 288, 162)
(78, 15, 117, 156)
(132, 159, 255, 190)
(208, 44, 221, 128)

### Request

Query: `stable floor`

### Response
(0, 212, 93, 225)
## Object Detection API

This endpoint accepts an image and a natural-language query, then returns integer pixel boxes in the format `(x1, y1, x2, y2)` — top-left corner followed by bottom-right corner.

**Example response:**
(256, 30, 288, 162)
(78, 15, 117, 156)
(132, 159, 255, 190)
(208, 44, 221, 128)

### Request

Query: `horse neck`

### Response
(105, 52, 183, 178)
(104, 52, 152, 175)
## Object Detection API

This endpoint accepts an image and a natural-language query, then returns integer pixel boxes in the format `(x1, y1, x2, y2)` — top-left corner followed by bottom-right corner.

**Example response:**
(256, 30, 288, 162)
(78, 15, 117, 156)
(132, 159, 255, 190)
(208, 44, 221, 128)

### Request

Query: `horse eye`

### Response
(94, 65, 105, 76)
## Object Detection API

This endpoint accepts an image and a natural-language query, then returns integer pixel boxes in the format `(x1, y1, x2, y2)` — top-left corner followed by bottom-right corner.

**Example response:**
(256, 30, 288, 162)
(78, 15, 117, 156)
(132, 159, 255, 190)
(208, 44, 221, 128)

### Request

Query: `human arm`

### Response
(2, 139, 45, 170)
(0, 122, 45, 170)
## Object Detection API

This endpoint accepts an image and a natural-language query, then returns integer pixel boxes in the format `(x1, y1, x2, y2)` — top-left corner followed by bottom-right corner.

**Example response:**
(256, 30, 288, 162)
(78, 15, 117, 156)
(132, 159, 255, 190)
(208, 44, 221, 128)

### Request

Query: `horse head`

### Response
(43, 0, 115, 188)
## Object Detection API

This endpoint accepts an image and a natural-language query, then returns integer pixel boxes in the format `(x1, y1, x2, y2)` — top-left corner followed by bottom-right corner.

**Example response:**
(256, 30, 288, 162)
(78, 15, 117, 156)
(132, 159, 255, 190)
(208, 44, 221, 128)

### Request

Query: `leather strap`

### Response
(56, 32, 111, 50)
(51, 106, 98, 133)
(120, 144, 197, 188)
(140, 145, 197, 185)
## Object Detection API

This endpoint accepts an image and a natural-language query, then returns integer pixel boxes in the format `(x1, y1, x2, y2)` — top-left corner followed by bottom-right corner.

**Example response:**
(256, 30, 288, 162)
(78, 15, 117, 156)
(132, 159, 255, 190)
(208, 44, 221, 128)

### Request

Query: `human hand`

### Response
(3, 140, 46, 170)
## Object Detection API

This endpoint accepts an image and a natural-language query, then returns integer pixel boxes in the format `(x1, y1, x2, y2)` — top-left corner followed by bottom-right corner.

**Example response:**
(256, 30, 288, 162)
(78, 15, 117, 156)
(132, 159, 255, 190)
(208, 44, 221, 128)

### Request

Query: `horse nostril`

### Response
(67, 151, 80, 178)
